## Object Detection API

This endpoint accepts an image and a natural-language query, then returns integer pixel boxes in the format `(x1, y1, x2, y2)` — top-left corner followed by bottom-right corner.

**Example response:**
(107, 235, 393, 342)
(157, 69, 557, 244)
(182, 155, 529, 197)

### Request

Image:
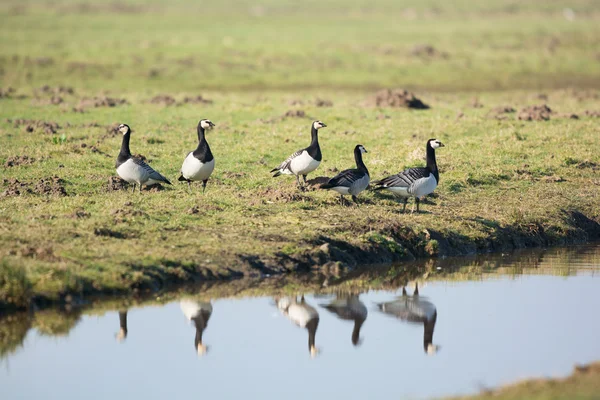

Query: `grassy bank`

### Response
(1, 0, 600, 310)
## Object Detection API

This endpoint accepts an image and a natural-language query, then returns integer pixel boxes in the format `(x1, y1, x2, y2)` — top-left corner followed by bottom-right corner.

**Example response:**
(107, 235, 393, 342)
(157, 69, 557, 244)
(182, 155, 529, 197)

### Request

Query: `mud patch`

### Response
(35, 85, 75, 96)
(180, 95, 213, 105)
(18, 246, 58, 262)
(409, 44, 449, 59)
(2, 176, 66, 196)
(93, 228, 128, 239)
(487, 105, 516, 120)
(251, 187, 310, 205)
(315, 98, 333, 107)
(33, 176, 67, 196)
(9, 118, 61, 134)
(111, 206, 147, 222)
(0, 87, 16, 98)
(77, 96, 128, 110)
(366, 89, 429, 109)
(70, 209, 91, 219)
(583, 110, 600, 118)
(2, 179, 32, 197)
(517, 104, 552, 121)
(4, 155, 35, 168)
(106, 176, 128, 191)
(149, 94, 176, 106)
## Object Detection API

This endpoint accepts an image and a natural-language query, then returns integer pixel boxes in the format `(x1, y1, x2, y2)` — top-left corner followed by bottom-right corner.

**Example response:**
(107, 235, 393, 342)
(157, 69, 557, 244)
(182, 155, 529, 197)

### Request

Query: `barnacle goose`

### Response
(179, 119, 216, 192)
(320, 144, 370, 205)
(115, 123, 172, 192)
(276, 296, 320, 357)
(321, 293, 368, 346)
(377, 283, 440, 355)
(373, 138, 444, 212)
(180, 300, 213, 356)
(270, 120, 327, 190)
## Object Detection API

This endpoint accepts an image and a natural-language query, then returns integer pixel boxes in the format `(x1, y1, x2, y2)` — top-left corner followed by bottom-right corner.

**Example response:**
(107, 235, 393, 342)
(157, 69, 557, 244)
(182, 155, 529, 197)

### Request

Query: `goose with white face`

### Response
(115, 123, 172, 192)
(270, 120, 327, 190)
(320, 144, 370, 205)
(373, 138, 445, 212)
(179, 119, 217, 193)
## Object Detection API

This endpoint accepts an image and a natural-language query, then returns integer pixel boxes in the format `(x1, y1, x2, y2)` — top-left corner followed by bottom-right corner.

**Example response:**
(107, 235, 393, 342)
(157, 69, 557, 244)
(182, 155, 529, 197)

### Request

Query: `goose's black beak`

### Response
(210, 122, 216, 127)
(321, 123, 327, 127)
(439, 142, 445, 147)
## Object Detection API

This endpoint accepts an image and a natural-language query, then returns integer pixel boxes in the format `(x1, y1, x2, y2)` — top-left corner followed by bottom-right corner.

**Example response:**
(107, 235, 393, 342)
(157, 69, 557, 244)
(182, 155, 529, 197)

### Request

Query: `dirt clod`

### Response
(2, 178, 32, 197)
(366, 89, 430, 109)
(180, 95, 213, 105)
(410, 44, 449, 59)
(0, 87, 16, 98)
(315, 98, 333, 107)
(487, 105, 516, 120)
(283, 109, 306, 118)
(4, 155, 35, 167)
(36, 85, 74, 96)
(106, 176, 129, 191)
(517, 104, 552, 121)
(33, 176, 67, 196)
(11, 119, 61, 134)
(149, 94, 176, 106)
(77, 96, 128, 110)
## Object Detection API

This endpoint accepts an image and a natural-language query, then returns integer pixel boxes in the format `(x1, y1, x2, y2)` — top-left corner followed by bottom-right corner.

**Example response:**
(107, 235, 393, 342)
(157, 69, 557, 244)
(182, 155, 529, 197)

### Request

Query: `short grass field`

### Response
(1, 0, 600, 309)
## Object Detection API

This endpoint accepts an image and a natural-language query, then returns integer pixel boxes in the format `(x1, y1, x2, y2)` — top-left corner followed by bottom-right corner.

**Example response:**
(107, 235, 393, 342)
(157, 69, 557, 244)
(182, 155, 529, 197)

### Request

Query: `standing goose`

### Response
(377, 283, 440, 355)
(320, 144, 370, 205)
(178, 119, 216, 192)
(373, 138, 445, 212)
(270, 120, 327, 190)
(276, 296, 320, 357)
(180, 300, 213, 356)
(115, 123, 172, 193)
(321, 293, 368, 346)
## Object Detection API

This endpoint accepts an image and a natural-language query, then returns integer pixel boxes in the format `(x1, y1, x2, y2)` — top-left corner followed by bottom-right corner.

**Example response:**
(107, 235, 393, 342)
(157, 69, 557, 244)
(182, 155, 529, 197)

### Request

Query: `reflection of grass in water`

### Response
(448, 361, 600, 400)
(32, 309, 81, 337)
(0, 313, 31, 358)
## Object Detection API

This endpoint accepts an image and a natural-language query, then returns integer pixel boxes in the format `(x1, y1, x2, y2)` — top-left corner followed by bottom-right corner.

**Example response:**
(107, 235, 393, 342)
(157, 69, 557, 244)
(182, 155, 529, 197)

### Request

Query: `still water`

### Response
(1, 244, 599, 400)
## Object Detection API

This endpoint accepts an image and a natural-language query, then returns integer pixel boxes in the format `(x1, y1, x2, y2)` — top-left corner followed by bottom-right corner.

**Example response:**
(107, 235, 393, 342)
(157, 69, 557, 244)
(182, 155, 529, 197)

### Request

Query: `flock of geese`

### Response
(115, 285, 439, 357)
(116, 120, 445, 211)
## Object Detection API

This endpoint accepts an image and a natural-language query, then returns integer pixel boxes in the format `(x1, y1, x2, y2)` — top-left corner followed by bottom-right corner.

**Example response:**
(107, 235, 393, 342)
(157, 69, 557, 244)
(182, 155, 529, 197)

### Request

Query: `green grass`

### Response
(0, 0, 599, 308)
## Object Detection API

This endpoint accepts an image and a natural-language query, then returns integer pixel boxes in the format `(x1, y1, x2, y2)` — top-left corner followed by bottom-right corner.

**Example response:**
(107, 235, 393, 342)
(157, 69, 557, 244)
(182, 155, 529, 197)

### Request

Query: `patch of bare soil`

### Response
(144, 184, 166, 192)
(70, 208, 91, 219)
(106, 176, 128, 191)
(33, 176, 67, 196)
(0, 87, 15, 98)
(111, 206, 147, 223)
(18, 246, 58, 261)
(487, 105, 516, 120)
(9, 118, 61, 134)
(77, 96, 128, 110)
(315, 98, 333, 107)
(409, 44, 449, 59)
(4, 155, 35, 167)
(2, 179, 32, 197)
(305, 176, 330, 191)
(36, 85, 75, 96)
(148, 94, 213, 106)
(2, 176, 66, 197)
(93, 227, 128, 239)
(180, 95, 213, 105)
(470, 97, 484, 108)
(576, 160, 599, 170)
(517, 104, 552, 121)
(366, 89, 430, 109)
(149, 94, 176, 106)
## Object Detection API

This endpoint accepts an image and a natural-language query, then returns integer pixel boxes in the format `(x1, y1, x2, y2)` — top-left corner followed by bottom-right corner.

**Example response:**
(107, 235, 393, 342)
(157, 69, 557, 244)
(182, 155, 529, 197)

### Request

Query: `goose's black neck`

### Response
(423, 310, 437, 352)
(426, 142, 439, 182)
(306, 125, 322, 161)
(193, 125, 214, 162)
(351, 318, 365, 346)
(306, 317, 319, 352)
(354, 147, 369, 175)
(116, 132, 132, 167)
(118, 310, 128, 336)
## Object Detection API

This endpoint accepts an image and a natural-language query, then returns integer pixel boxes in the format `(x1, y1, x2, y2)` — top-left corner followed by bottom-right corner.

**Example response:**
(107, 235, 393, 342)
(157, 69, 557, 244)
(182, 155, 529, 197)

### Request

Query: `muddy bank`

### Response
(1, 209, 598, 314)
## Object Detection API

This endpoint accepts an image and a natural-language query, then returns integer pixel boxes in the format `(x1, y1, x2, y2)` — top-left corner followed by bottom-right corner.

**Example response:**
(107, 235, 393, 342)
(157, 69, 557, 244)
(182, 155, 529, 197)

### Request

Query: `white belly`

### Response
(289, 151, 320, 175)
(116, 159, 149, 185)
(410, 175, 438, 198)
(386, 186, 410, 197)
(181, 154, 215, 181)
(287, 304, 318, 328)
(330, 186, 350, 195)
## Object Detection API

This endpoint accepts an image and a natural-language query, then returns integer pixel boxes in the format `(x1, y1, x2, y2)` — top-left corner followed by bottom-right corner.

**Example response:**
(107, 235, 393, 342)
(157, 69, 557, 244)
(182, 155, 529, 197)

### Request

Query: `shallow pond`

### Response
(1, 244, 599, 400)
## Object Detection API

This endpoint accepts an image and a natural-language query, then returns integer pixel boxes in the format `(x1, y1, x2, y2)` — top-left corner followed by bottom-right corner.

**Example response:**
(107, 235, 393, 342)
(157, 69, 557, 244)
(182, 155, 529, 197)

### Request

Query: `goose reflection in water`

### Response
(320, 293, 367, 346)
(377, 283, 440, 355)
(276, 296, 320, 357)
(115, 310, 128, 342)
(180, 300, 213, 356)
